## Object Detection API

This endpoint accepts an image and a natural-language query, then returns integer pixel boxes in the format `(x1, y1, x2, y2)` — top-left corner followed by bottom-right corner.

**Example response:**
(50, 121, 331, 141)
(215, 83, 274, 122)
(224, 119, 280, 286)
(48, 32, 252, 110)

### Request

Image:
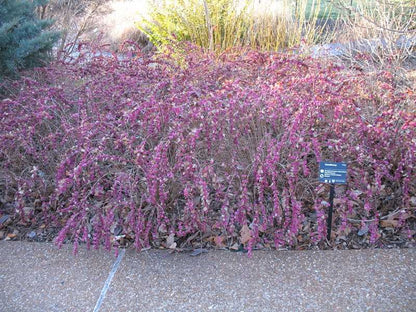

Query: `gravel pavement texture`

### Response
(0, 241, 415, 312)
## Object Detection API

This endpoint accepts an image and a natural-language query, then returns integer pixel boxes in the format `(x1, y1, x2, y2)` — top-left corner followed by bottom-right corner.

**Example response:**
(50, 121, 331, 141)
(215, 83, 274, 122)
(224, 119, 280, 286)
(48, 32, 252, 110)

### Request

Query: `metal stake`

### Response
(327, 184, 335, 241)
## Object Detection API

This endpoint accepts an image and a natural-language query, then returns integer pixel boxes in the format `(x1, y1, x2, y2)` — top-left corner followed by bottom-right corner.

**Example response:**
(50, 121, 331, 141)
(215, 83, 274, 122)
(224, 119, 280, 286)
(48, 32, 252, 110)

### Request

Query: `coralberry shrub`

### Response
(1, 44, 415, 254)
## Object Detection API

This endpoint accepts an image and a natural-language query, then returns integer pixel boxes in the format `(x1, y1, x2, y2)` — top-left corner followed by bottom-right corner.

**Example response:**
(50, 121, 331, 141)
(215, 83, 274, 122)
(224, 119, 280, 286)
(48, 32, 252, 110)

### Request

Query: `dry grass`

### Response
(137, 0, 337, 53)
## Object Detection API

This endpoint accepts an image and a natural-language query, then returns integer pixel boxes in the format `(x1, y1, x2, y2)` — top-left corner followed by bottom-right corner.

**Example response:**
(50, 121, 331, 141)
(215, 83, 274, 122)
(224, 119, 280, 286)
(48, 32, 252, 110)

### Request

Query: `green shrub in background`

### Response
(137, 0, 251, 52)
(137, 0, 335, 53)
(0, 0, 60, 80)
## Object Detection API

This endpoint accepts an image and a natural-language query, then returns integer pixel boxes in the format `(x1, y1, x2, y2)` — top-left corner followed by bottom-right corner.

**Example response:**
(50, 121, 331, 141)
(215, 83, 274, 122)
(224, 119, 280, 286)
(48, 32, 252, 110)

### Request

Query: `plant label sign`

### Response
(319, 162, 347, 184)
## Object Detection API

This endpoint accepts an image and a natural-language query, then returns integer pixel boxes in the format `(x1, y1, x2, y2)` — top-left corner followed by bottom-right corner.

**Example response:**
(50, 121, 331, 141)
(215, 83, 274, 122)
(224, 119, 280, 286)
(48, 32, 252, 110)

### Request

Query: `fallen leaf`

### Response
(166, 233, 175, 248)
(27, 231, 36, 239)
(352, 190, 363, 197)
(114, 225, 123, 236)
(158, 223, 167, 233)
(110, 223, 117, 234)
(229, 243, 240, 250)
(380, 219, 399, 228)
(358, 225, 369, 236)
(6, 233, 17, 239)
(114, 234, 125, 241)
(168, 242, 177, 250)
(240, 225, 252, 245)
(190, 248, 208, 256)
(321, 200, 330, 207)
(213, 236, 225, 247)
(229, 244, 247, 253)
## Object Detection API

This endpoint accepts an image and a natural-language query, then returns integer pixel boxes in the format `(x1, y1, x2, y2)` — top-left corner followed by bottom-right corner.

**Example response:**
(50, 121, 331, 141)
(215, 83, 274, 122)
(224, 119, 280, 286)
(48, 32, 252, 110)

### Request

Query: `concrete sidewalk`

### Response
(0, 242, 414, 312)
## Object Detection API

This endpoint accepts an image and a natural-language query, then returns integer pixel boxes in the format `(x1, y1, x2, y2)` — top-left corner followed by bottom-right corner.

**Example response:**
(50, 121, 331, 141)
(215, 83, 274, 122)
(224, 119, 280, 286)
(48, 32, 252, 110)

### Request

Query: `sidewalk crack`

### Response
(93, 248, 126, 312)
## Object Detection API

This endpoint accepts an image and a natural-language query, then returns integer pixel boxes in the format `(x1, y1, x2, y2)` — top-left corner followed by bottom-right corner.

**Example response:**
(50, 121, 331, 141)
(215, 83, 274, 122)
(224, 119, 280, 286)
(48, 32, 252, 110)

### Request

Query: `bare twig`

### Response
(328, 0, 415, 34)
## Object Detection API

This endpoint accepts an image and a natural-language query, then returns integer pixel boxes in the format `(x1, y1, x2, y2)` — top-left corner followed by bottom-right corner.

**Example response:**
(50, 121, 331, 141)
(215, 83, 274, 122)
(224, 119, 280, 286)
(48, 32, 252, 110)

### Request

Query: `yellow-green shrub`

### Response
(137, 0, 335, 53)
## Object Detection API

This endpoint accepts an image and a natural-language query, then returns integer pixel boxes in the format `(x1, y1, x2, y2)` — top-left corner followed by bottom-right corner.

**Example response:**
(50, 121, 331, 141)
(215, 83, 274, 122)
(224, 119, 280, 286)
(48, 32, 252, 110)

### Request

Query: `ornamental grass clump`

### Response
(1, 44, 415, 254)
(137, 0, 336, 53)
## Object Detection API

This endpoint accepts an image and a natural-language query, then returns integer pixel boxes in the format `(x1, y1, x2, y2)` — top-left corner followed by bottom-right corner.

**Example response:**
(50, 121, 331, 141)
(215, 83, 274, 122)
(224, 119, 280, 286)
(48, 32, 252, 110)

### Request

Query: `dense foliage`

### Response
(1, 45, 415, 254)
(138, 0, 332, 53)
(0, 0, 59, 79)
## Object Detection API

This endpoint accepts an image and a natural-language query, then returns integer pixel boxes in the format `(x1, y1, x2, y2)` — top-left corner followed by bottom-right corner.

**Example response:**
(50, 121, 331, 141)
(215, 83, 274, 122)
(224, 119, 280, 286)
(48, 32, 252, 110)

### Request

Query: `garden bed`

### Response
(1, 45, 415, 254)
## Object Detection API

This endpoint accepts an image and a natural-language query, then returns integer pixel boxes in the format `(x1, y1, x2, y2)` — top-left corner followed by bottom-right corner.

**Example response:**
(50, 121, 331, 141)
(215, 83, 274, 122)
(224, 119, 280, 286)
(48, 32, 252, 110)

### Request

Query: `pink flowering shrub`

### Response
(1, 44, 415, 253)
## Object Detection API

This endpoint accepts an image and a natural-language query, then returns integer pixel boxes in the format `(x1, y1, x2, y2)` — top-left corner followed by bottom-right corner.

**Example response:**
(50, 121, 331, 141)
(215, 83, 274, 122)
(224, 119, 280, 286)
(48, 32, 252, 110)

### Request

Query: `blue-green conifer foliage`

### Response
(0, 0, 60, 79)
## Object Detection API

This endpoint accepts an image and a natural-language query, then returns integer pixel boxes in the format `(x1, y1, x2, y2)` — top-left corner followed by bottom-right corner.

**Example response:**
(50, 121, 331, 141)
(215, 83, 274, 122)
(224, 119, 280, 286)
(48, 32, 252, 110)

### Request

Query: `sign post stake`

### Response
(327, 184, 335, 241)
(319, 161, 347, 243)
